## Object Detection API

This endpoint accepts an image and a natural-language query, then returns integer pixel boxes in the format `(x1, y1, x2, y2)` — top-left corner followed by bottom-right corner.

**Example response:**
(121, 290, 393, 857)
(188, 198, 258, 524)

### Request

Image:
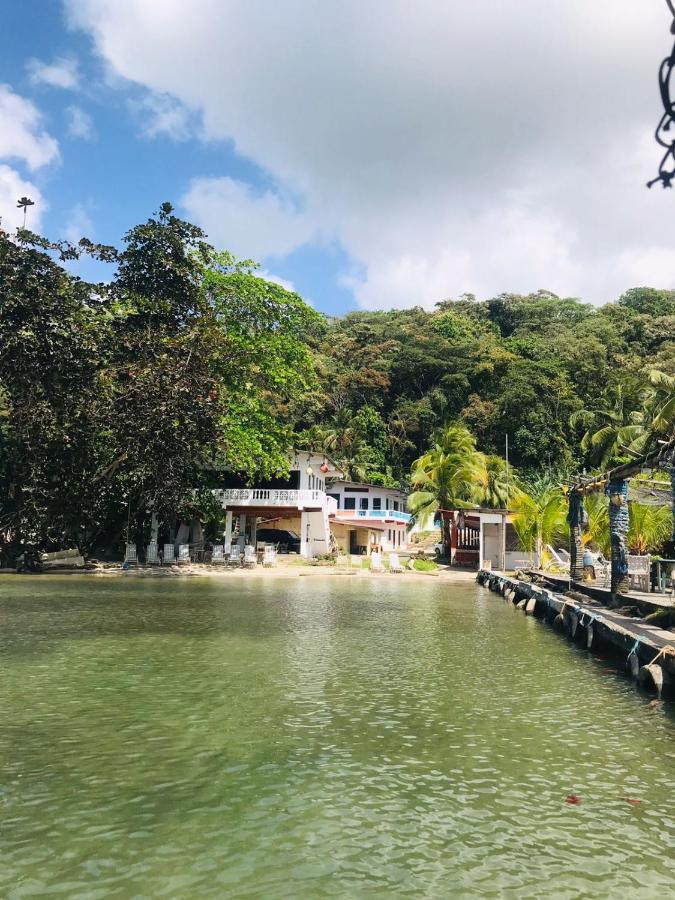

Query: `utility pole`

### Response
(505, 434, 509, 510)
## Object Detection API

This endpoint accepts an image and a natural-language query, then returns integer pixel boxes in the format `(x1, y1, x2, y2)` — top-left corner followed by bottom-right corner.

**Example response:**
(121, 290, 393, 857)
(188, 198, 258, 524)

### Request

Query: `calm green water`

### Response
(1, 575, 674, 899)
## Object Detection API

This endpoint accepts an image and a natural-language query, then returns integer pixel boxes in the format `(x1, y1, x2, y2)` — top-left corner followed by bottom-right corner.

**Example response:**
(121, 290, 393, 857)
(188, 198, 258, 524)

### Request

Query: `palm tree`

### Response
(16, 196, 34, 228)
(511, 476, 568, 565)
(408, 423, 487, 555)
(628, 503, 671, 555)
(645, 370, 675, 443)
(478, 454, 520, 509)
(570, 381, 647, 470)
(580, 491, 610, 556)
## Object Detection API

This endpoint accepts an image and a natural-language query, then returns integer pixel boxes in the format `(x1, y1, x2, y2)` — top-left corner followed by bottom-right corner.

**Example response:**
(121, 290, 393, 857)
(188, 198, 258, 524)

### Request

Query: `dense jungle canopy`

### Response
(1, 206, 674, 558)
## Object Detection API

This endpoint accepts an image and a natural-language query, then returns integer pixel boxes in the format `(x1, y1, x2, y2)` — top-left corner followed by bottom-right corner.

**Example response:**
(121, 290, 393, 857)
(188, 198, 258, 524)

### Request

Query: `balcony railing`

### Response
(334, 509, 411, 523)
(219, 488, 326, 507)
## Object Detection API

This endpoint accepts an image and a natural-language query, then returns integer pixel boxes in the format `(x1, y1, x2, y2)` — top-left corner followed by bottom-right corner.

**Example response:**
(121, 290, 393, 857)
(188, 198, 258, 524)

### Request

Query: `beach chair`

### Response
(243, 545, 257, 568)
(176, 544, 190, 565)
(211, 545, 226, 566)
(263, 545, 277, 568)
(162, 543, 175, 565)
(388, 552, 404, 573)
(545, 544, 569, 571)
(228, 546, 242, 567)
(124, 543, 138, 566)
(627, 555, 650, 592)
(370, 551, 384, 573)
(145, 541, 160, 565)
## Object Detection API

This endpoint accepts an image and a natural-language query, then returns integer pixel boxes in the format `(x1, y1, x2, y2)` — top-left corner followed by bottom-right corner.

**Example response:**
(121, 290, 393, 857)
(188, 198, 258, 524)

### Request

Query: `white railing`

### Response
(219, 488, 326, 507)
(333, 508, 411, 523)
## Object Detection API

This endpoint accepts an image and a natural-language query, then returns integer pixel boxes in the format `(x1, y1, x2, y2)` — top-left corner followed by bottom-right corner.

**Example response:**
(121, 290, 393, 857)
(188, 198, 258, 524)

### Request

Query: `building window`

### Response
(360, 498, 369, 510)
(372, 498, 382, 510)
(344, 497, 356, 510)
(328, 493, 340, 508)
(393, 500, 399, 511)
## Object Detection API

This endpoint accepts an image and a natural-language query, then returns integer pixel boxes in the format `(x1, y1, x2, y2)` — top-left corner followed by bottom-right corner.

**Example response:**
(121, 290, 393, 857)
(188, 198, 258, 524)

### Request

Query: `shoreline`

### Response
(0, 563, 478, 582)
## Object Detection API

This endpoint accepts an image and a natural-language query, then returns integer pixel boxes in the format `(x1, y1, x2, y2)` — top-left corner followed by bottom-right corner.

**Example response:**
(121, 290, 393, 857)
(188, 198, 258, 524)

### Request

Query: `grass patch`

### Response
(413, 558, 438, 572)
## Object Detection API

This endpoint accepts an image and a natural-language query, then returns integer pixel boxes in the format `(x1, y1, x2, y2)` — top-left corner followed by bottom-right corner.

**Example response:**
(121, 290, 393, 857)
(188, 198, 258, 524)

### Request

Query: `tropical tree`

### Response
(478, 454, 519, 509)
(628, 503, 672, 555)
(511, 474, 568, 564)
(408, 423, 487, 555)
(16, 196, 34, 228)
(579, 491, 610, 556)
(569, 380, 647, 470)
(645, 370, 675, 443)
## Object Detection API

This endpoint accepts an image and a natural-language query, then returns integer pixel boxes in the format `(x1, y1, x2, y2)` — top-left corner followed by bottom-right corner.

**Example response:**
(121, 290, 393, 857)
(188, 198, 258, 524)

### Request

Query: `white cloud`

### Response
(66, 0, 675, 306)
(62, 202, 94, 244)
(257, 270, 296, 292)
(0, 164, 45, 231)
(0, 85, 59, 170)
(128, 92, 193, 140)
(27, 56, 80, 90)
(66, 105, 94, 140)
(181, 175, 314, 260)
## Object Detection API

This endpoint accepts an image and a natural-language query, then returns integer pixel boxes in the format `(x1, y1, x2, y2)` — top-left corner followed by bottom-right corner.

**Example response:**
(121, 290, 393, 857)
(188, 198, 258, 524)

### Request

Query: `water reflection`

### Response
(1, 574, 674, 898)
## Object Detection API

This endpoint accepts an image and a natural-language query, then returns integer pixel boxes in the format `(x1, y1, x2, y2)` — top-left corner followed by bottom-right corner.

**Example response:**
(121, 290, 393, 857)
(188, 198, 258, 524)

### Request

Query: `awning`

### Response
(330, 519, 387, 532)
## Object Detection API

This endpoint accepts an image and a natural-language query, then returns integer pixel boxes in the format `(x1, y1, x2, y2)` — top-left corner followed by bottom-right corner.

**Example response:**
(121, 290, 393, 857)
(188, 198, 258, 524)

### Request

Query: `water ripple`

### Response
(0, 575, 674, 898)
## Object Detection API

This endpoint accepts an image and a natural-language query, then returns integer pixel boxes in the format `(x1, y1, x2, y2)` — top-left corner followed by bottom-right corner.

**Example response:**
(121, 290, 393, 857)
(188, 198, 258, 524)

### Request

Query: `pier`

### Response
(477, 569, 675, 697)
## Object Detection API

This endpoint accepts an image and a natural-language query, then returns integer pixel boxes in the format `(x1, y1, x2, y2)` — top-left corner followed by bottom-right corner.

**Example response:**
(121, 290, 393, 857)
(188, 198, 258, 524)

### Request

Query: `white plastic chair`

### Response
(176, 544, 190, 565)
(162, 543, 175, 565)
(228, 546, 242, 567)
(124, 543, 137, 565)
(388, 552, 403, 573)
(263, 545, 277, 567)
(145, 541, 160, 565)
(370, 551, 383, 573)
(627, 555, 650, 592)
(243, 545, 257, 568)
(211, 545, 225, 565)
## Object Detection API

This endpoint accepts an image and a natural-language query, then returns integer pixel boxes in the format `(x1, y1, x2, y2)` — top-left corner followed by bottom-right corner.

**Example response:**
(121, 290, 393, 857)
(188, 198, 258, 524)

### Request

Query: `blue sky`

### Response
(0, 1, 356, 313)
(0, 2, 673, 311)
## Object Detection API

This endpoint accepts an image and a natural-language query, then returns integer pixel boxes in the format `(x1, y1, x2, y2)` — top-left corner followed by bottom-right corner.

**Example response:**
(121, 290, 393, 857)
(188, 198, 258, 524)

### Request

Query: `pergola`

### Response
(566, 439, 675, 597)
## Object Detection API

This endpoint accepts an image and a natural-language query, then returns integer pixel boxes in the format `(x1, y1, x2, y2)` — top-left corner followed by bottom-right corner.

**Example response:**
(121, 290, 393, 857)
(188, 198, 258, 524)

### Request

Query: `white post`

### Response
(238, 513, 247, 548)
(300, 510, 310, 558)
(224, 510, 233, 548)
(501, 516, 507, 572)
(479, 518, 485, 571)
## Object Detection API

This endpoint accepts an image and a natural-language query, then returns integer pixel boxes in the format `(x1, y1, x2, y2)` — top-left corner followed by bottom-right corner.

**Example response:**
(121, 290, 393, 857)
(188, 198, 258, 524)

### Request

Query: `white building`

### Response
(326, 480, 411, 555)
(218, 451, 343, 558)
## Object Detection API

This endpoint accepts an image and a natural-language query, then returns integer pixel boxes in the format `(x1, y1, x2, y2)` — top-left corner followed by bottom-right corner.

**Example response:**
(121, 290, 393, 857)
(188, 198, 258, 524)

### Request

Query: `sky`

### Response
(1, 1, 674, 315)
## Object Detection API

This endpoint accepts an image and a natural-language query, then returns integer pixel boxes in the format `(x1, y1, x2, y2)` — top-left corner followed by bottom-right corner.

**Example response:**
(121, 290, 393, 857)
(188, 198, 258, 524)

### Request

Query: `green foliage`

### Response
(0, 206, 317, 557)
(2, 203, 673, 565)
(298, 289, 673, 484)
(413, 558, 438, 572)
(511, 479, 569, 556)
(628, 504, 672, 555)
(408, 423, 488, 555)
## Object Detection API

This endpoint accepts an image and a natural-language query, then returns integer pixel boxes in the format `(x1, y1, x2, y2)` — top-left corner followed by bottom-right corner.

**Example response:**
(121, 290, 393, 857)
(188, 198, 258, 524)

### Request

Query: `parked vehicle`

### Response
(255, 528, 301, 553)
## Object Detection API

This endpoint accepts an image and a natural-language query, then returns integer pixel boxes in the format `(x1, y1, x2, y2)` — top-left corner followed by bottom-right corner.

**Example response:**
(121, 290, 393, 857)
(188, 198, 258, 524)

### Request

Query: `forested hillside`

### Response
(297, 290, 675, 484)
(1, 205, 673, 558)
